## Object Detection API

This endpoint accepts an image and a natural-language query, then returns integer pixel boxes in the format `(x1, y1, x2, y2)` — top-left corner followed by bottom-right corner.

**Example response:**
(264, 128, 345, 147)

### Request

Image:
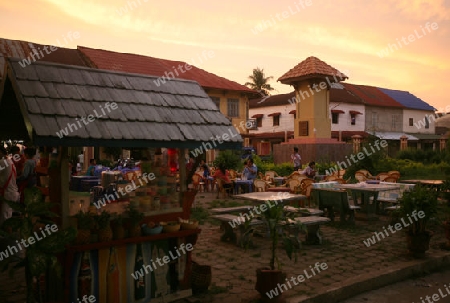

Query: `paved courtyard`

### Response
(1, 190, 449, 303)
(184, 191, 450, 303)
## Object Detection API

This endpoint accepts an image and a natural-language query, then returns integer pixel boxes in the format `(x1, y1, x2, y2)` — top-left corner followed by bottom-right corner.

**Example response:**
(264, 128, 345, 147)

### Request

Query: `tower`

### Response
(278, 56, 347, 142)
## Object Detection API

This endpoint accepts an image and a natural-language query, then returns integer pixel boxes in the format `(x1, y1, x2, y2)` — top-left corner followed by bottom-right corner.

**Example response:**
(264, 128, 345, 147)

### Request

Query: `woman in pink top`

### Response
(213, 165, 232, 190)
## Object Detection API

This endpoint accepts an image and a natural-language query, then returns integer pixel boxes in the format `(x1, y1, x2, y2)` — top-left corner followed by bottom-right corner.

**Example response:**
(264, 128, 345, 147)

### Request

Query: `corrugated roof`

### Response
(0, 58, 242, 148)
(343, 83, 405, 108)
(249, 91, 296, 108)
(278, 56, 348, 84)
(369, 131, 418, 141)
(377, 87, 435, 111)
(78, 46, 256, 95)
(405, 133, 442, 140)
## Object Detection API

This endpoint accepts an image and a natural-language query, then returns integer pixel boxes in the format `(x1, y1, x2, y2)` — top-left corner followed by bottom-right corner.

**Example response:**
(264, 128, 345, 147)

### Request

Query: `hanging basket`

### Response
(191, 261, 211, 294)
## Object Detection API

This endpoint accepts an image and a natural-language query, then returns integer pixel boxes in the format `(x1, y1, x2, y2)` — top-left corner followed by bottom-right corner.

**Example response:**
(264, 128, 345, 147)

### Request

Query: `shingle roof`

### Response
(377, 87, 435, 111)
(78, 46, 256, 95)
(343, 83, 405, 108)
(278, 56, 348, 84)
(0, 58, 242, 148)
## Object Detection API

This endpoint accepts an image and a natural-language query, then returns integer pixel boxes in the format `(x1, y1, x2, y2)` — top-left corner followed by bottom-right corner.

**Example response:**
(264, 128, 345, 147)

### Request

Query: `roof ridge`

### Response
(6, 56, 201, 84)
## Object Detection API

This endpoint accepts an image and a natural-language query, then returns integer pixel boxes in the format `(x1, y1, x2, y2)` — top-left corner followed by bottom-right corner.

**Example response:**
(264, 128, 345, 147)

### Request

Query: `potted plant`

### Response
(125, 205, 144, 237)
(255, 201, 303, 302)
(396, 184, 438, 257)
(74, 210, 94, 244)
(95, 210, 112, 242)
(0, 187, 76, 303)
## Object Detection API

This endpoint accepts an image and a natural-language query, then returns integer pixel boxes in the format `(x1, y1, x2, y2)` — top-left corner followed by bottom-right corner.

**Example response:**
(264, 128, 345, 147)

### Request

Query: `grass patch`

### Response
(208, 283, 228, 294)
(190, 207, 210, 225)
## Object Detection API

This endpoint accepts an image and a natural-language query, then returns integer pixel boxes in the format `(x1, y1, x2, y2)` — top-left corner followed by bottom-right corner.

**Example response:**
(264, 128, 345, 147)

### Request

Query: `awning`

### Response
(405, 133, 443, 140)
(268, 112, 281, 117)
(251, 114, 263, 118)
(369, 132, 419, 141)
(331, 109, 345, 114)
(349, 110, 363, 115)
(289, 110, 296, 114)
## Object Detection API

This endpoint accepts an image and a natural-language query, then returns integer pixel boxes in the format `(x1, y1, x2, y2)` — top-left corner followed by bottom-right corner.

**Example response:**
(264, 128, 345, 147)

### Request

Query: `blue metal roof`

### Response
(378, 87, 435, 111)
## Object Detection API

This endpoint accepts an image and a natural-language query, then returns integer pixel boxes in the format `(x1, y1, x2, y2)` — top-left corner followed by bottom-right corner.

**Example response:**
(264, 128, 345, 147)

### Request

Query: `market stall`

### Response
(0, 58, 242, 302)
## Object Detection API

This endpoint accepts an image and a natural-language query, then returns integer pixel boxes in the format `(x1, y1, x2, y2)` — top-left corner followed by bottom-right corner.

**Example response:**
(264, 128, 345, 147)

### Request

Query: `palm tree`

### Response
(245, 67, 275, 96)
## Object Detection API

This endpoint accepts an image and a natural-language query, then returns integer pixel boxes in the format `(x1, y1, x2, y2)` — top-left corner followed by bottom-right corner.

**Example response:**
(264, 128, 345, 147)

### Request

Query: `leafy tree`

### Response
(245, 67, 275, 96)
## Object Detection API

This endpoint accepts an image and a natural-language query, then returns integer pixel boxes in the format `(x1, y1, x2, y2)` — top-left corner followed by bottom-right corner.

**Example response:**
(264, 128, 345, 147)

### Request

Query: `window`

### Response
(257, 117, 262, 127)
(227, 99, 239, 117)
(391, 114, 401, 130)
(210, 96, 220, 110)
(299, 121, 308, 136)
(425, 116, 429, 129)
(351, 114, 356, 125)
(371, 112, 378, 127)
(409, 118, 413, 126)
(273, 115, 280, 126)
(332, 113, 339, 124)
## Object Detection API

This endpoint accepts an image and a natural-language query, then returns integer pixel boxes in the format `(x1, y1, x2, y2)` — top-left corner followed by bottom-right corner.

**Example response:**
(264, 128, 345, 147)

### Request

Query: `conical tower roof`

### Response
(278, 56, 347, 84)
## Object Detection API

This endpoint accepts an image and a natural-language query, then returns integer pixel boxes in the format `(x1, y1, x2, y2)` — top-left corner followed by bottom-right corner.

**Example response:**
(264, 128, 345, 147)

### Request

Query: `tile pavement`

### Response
(1, 190, 449, 303)
(180, 191, 450, 303)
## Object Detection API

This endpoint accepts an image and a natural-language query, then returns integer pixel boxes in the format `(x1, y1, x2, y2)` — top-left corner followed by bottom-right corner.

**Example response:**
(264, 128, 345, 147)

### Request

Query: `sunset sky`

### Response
(0, 0, 449, 110)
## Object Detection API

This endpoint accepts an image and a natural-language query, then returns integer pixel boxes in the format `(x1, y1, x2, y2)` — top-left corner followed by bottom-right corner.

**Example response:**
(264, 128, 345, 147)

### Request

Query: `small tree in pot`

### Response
(396, 184, 438, 257)
(255, 200, 303, 302)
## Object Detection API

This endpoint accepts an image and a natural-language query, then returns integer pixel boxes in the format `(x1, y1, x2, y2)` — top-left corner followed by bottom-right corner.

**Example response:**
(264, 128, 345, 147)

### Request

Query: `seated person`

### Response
(242, 159, 258, 180)
(302, 161, 316, 179)
(85, 159, 96, 176)
(213, 165, 232, 194)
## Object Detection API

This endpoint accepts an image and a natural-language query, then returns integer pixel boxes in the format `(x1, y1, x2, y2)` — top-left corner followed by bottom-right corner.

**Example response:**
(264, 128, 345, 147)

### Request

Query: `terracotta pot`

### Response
(255, 268, 287, 302)
(406, 230, 433, 257)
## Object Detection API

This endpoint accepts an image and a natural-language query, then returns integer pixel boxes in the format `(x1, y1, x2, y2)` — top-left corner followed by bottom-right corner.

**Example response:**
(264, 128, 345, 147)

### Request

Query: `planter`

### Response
(191, 261, 212, 295)
(98, 226, 113, 242)
(406, 230, 433, 257)
(255, 268, 287, 302)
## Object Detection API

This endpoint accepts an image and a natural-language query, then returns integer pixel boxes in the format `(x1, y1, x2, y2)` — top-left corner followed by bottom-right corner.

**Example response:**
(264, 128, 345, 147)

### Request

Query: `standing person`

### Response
(0, 146, 20, 224)
(291, 147, 302, 171)
(17, 147, 37, 203)
(85, 159, 97, 176)
(77, 151, 84, 173)
(186, 156, 195, 173)
(10, 145, 25, 177)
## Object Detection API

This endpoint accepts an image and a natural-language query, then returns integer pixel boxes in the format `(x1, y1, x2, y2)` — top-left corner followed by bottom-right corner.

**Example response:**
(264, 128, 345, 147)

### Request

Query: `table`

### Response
(267, 186, 290, 193)
(311, 188, 357, 222)
(233, 179, 254, 194)
(234, 192, 307, 205)
(335, 183, 398, 220)
(234, 192, 330, 244)
(400, 179, 443, 191)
